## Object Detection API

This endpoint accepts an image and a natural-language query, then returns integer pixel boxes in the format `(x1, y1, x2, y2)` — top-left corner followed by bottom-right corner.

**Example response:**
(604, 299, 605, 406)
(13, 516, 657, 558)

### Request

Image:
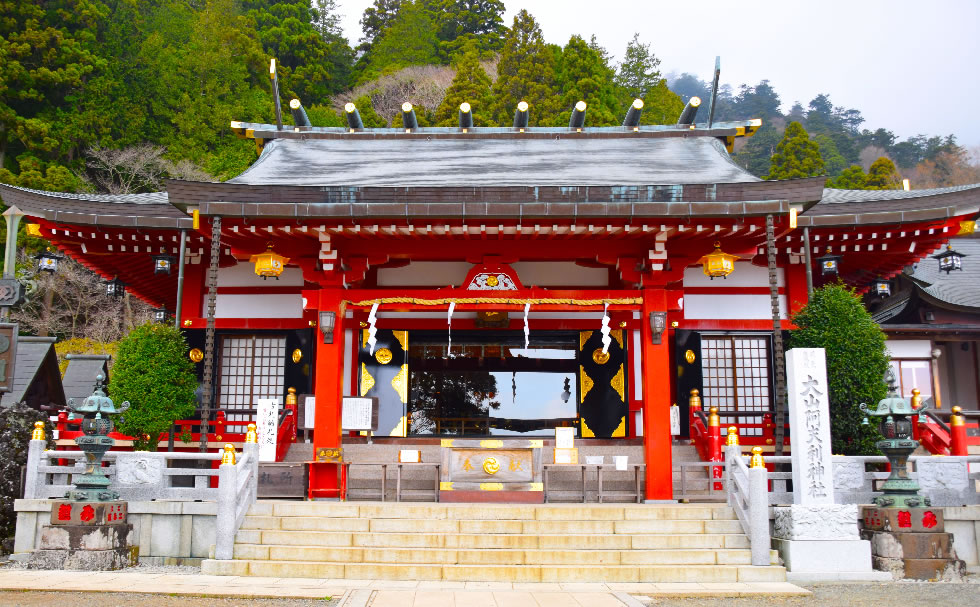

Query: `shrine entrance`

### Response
(355, 329, 629, 438)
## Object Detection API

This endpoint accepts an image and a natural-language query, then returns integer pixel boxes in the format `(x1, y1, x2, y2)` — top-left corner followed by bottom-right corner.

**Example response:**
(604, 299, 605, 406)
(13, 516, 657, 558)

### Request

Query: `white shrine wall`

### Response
(682, 262, 788, 320)
(206, 262, 304, 318)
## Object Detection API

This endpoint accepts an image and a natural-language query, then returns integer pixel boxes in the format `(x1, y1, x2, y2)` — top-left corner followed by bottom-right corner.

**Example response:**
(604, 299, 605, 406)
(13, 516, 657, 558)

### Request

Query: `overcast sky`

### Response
(335, 1, 980, 147)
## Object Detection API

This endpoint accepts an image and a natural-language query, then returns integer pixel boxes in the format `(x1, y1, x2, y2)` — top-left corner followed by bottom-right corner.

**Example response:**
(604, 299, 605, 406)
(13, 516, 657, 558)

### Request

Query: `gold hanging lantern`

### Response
(697, 241, 739, 280)
(250, 244, 289, 280)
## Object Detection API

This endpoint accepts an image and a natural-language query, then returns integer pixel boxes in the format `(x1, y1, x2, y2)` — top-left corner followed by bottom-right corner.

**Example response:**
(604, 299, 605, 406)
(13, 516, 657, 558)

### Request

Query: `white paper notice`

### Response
(555, 427, 575, 449)
(585, 455, 604, 465)
(342, 397, 374, 431)
(670, 405, 681, 435)
(304, 396, 316, 429)
(256, 398, 280, 462)
(614, 455, 628, 471)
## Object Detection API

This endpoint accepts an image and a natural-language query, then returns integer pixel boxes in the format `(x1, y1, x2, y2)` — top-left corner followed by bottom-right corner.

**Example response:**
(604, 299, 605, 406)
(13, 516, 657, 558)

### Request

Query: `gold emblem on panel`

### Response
(391, 364, 409, 403)
(685, 349, 696, 364)
(580, 366, 594, 403)
(188, 348, 204, 363)
(375, 347, 393, 364)
(592, 348, 610, 365)
(486, 274, 499, 287)
(483, 456, 500, 475)
(360, 363, 375, 396)
(291, 348, 303, 363)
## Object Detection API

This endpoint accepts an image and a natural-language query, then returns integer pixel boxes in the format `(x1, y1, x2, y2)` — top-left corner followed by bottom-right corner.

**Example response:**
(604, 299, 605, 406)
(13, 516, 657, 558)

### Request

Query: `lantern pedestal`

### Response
(26, 501, 136, 571)
(861, 506, 965, 580)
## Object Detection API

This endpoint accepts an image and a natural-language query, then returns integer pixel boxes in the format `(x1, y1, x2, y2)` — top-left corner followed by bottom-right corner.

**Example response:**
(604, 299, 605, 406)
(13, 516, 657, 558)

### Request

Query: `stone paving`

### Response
(0, 568, 809, 605)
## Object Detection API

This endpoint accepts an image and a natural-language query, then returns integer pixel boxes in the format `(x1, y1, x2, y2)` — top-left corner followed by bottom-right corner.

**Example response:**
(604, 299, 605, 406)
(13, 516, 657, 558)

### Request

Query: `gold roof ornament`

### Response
(697, 241, 739, 279)
(250, 244, 289, 279)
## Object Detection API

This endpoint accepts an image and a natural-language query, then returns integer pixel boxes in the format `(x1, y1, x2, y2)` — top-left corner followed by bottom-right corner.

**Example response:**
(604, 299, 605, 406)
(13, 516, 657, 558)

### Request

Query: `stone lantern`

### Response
(66, 374, 129, 502)
(859, 371, 929, 509)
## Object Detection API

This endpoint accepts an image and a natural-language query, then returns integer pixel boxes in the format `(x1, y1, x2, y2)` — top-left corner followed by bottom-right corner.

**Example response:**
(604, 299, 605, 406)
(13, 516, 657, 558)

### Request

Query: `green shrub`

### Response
(789, 283, 887, 455)
(109, 323, 198, 451)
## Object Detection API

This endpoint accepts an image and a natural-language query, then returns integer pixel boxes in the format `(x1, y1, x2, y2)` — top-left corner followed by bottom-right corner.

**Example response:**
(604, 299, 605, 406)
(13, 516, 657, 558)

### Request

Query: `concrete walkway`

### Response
(0, 569, 808, 605)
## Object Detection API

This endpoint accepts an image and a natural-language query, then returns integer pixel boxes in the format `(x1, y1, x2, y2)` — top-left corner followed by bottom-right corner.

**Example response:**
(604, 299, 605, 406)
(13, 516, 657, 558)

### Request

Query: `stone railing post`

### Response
(23, 434, 46, 500)
(244, 441, 259, 504)
(214, 445, 238, 560)
(748, 447, 770, 566)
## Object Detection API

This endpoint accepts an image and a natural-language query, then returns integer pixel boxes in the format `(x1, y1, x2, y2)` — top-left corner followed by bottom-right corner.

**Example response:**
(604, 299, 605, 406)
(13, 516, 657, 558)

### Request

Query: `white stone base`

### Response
(774, 538, 883, 580)
(787, 570, 894, 583)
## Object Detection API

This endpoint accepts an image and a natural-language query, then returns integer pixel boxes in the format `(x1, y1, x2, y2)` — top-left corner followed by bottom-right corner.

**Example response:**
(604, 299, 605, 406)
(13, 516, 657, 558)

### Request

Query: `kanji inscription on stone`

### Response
(786, 348, 835, 505)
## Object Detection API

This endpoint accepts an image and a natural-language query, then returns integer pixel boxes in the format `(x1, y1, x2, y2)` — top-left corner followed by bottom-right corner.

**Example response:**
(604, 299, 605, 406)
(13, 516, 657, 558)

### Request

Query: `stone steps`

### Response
(201, 501, 786, 583)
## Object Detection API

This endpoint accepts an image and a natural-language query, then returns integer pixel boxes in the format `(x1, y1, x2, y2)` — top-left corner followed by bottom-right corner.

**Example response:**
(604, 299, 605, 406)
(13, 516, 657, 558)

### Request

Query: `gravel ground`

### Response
(639, 580, 980, 607)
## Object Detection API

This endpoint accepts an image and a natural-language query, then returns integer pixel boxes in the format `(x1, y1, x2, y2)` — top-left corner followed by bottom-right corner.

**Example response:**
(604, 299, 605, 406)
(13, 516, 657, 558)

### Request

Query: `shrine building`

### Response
(3, 95, 978, 501)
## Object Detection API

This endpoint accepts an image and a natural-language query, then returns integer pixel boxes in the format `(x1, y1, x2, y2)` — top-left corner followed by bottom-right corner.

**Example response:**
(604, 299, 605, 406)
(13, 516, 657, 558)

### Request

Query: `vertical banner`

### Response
(256, 398, 281, 462)
(785, 348, 834, 505)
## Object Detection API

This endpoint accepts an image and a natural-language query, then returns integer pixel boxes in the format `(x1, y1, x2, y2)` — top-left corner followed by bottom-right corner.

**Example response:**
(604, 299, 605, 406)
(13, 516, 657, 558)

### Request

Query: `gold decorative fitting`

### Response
(31, 421, 46, 441)
(671, 321, 679, 328)
(910, 388, 921, 410)
(486, 274, 500, 287)
(360, 321, 368, 328)
(221, 444, 237, 465)
(391, 364, 409, 403)
(440, 481, 454, 491)
(308, 320, 317, 327)
(689, 389, 702, 410)
(707, 406, 720, 427)
(592, 348, 610, 365)
(360, 363, 375, 396)
(749, 446, 765, 468)
(766, 438, 774, 445)
(725, 426, 739, 446)
(619, 321, 627, 328)
(215, 435, 222, 441)
(286, 387, 297, 406)
(685, 349, 696, 364)
(249, 244, 289, 279)
(189, 348, 204, 363)
(479, 439, 503, 448)
(482, 457, 500, 475)
(697, 241, 739, 279)
(245, 423, 257, 443)
(375, 347, 393, 365)
(611, 364, 626, 402)
(183, 319, 193, 327)
(580, 366, 594, 403)
(951, 406, 965, 426)
(26, 224, 43, 237)
(479, 482, 503, 491)
(291, 349, 303, 363)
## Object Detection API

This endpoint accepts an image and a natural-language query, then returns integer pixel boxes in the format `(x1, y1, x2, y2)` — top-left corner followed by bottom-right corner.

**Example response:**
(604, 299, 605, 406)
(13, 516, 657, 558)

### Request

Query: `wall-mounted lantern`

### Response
(932, 243, 965, 274)
(649, 311, 667, 344)
(250, 244, 289, 280)
(319, 311, 336, 344)
(816, 247, 841, 276)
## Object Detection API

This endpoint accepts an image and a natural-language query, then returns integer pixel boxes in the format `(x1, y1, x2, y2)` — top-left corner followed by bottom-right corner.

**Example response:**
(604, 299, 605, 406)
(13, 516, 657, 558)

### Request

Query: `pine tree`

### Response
(434, 43, 494, 126)
(826, 165, 868, 189)
(551, 35, 619, 127)
(358, 0, 403, 51)
(430, 0, 507, 60)
(865, 157, 903, 189)
(489, 10, 559, 127)
(615, 33, 661, 100)
(639, 80, 684, 125)
(765, 122, 825, 180)
(359, 0, 439, 84)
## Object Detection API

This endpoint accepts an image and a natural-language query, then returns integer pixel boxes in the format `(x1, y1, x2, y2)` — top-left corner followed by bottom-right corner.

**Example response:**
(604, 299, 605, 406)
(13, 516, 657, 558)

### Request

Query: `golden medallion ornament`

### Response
(685, 349, 696, 364)
(375, 347, 393, 365)
(482, 457, 500, 475)
(486, 275, 499, 287)
(189, 348, 204, 363)
(592, 348, 610, 364)
(291, 348, 303, 363)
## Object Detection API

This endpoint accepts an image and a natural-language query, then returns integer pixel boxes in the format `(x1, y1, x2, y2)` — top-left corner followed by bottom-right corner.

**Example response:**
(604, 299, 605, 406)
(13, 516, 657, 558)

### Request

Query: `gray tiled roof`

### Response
(0, 337, 58, 408)
(819, 184, 980, 204)
(62, 354, 110, 405)
(907, 237, 980, 310)
(0, 184, 190, 229)
(227, 136, 761, 187)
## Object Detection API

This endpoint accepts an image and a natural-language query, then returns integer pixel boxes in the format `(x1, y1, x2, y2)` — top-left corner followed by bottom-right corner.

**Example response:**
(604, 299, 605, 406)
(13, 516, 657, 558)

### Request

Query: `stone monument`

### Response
(859, 374, 964, 579)
(27, 375, 137, 570)
(771, 348, 887, 581)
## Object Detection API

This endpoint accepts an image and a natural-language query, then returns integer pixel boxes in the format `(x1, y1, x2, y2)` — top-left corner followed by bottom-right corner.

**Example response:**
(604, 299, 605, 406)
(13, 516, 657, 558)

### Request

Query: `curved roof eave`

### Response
(799, 184, 980, 227)
(0, 184, 192, 229)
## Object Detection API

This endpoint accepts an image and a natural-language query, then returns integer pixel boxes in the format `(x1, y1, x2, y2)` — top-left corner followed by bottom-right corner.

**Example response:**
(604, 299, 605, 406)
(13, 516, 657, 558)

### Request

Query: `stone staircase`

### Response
(201, 501, 783, 582)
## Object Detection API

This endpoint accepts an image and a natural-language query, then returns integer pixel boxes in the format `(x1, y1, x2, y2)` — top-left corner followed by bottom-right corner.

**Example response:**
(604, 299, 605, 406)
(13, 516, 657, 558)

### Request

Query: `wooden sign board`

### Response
(0, 323, 18, 394)
(555, 427, 575, 449)
(399, 450, 421, 463)
(342, 396, 379, 431)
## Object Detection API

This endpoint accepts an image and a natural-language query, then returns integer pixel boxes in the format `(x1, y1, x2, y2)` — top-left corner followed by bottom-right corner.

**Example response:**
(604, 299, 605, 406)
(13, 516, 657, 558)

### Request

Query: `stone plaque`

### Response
(862, 507, 945, 533)
(50, 501, 128, 526)
(786, 348, 834, 505)
(0, 280, 23, 308)
(114, 453, 165, 486)
(0, 323, 18, 393)
(257, 462, 308, 498)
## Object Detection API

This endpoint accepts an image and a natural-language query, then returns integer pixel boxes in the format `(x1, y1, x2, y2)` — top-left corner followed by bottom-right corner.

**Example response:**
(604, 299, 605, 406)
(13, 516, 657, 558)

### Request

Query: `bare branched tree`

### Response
(82, 144, 213, 194)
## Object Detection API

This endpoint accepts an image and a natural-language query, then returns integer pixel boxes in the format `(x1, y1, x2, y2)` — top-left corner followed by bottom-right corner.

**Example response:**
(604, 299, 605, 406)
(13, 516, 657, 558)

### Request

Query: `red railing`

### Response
(914, 406, 978, 456)
(55, 389, 299, 460)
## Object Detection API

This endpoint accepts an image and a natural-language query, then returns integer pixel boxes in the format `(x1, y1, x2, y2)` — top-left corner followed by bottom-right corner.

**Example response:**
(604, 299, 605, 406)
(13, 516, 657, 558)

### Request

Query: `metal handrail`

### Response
(695, 410, 709, 427)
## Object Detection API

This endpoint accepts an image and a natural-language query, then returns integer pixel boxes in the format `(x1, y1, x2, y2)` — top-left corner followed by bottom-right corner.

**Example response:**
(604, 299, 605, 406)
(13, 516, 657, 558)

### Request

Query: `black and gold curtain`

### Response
(577, 329, 627, 438)
(358, 329, 409, 436)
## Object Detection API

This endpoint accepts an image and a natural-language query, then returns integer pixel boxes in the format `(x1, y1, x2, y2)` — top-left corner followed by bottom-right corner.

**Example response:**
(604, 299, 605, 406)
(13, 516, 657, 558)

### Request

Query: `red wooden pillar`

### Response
(950, 406, 968, 456)
(784, 263, 809, 318)
(641, 289, 673, 501)
(309, 287, 347, 498)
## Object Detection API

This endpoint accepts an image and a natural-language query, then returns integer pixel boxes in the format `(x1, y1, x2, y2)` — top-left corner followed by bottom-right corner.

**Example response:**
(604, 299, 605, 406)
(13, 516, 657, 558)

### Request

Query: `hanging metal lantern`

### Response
(816, 247, 841, 276)
(105, 277, 126, 298)
(152, 254, 176, 275)
(872, 277, 891, 298)
(932, 243, 965, 274)
(697, 241, 739, 280)
(249, 245, 289, 280)
(152, 307, 171, 323)
(34, 247, 63, 273)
